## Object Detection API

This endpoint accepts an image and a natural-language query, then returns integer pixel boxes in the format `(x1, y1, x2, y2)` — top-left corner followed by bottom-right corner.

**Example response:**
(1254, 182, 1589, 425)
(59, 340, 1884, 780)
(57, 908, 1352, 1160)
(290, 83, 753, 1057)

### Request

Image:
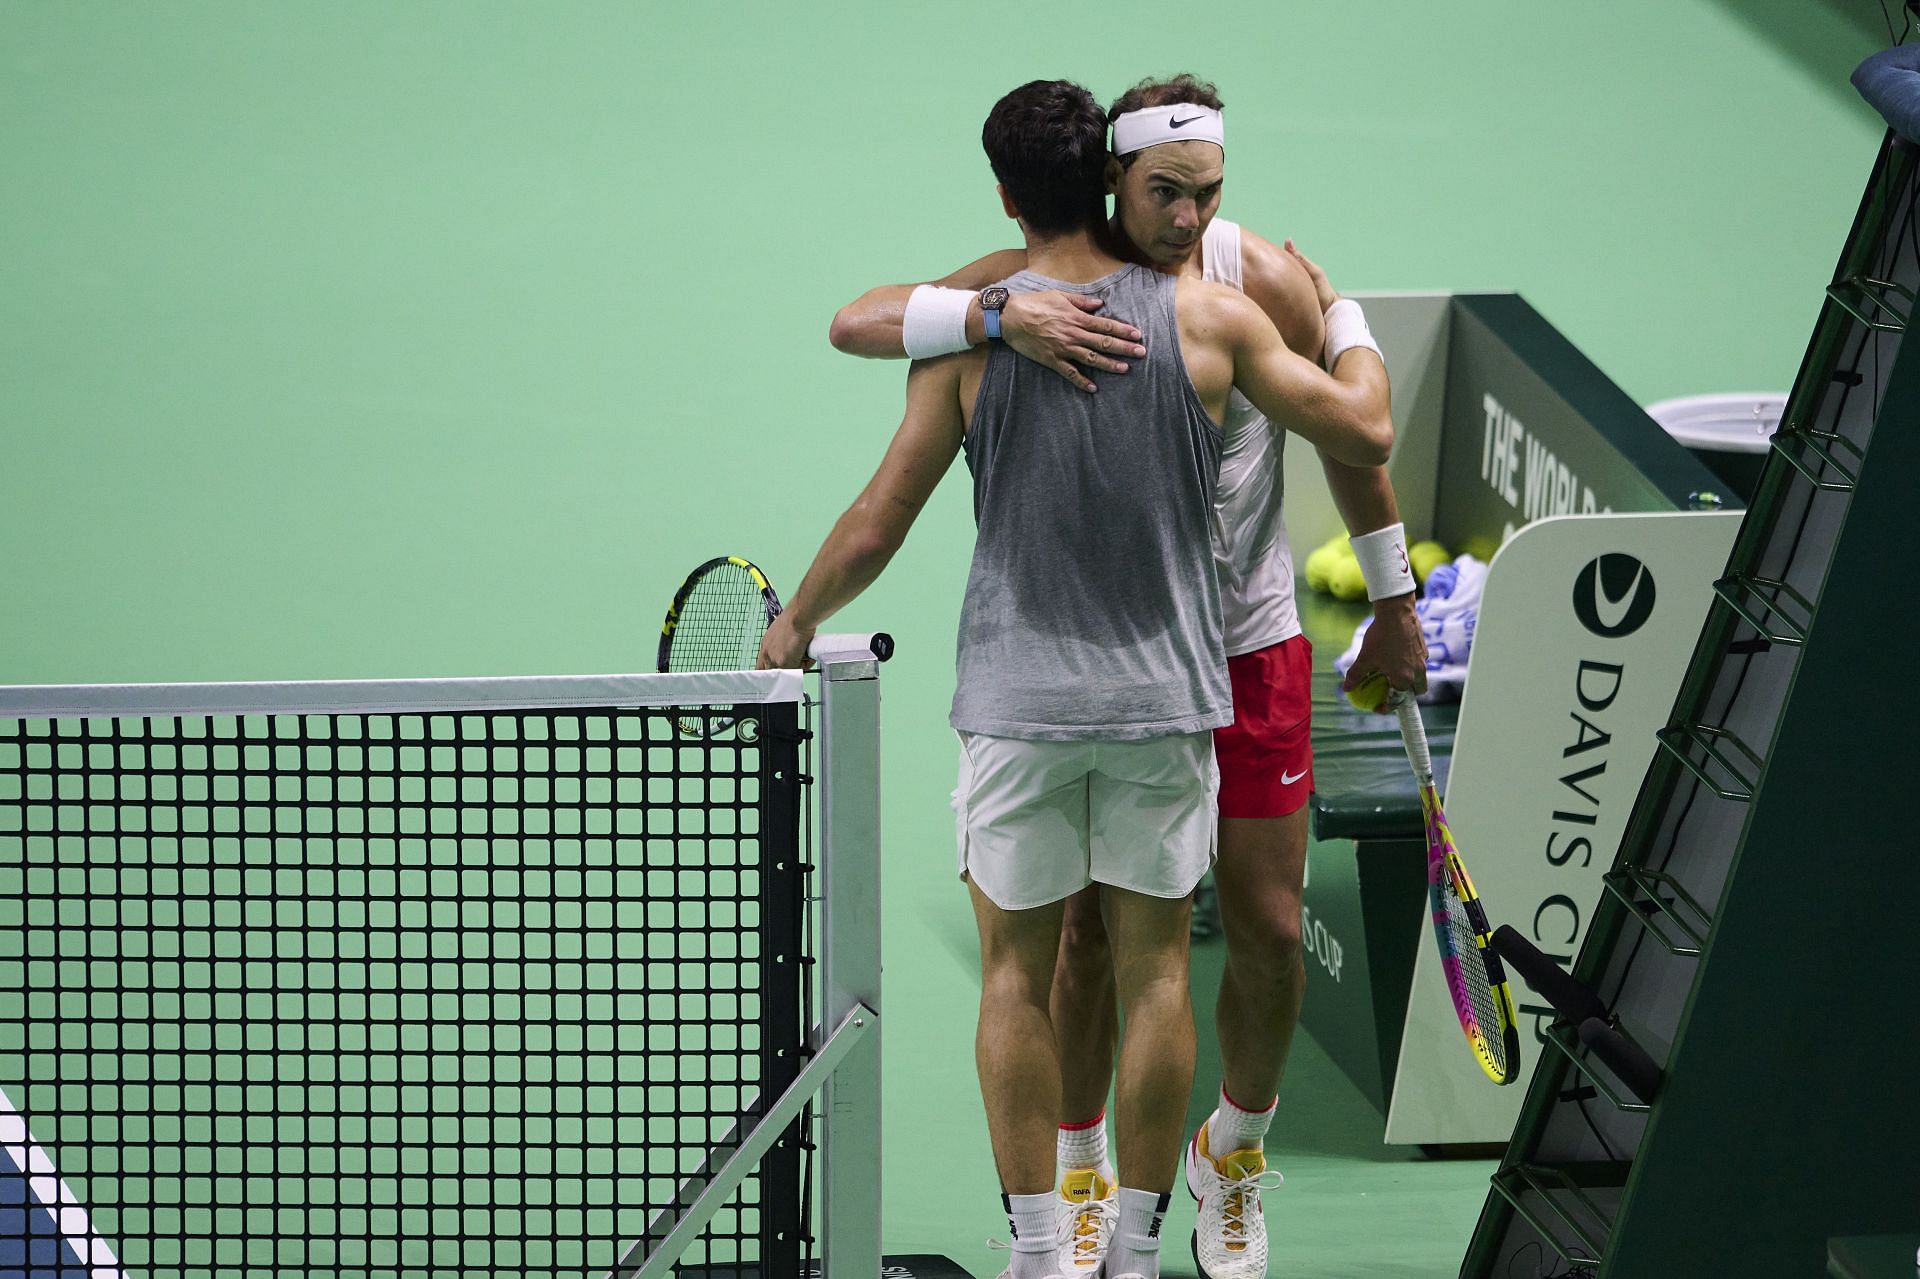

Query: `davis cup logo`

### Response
(1573, 553, 1656, 638)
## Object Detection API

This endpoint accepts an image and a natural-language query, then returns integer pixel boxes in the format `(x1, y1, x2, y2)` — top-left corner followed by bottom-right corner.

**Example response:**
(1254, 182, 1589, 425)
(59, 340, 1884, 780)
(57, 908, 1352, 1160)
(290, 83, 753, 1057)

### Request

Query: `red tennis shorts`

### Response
(1213, 634, 1314, 819)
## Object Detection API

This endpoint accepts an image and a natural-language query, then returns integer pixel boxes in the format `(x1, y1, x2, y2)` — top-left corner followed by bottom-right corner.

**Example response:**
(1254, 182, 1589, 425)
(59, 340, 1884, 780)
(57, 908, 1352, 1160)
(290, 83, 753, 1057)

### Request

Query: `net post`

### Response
(816, 656, 883, 1279)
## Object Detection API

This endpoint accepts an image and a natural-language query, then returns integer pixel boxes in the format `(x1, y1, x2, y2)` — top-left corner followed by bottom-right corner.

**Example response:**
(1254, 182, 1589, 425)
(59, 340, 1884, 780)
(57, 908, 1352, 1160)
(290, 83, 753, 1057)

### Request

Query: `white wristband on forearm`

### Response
(1351, 522, 1416, 600)
(1322, 297, 1382, 371)
(902, 285, 977, 358)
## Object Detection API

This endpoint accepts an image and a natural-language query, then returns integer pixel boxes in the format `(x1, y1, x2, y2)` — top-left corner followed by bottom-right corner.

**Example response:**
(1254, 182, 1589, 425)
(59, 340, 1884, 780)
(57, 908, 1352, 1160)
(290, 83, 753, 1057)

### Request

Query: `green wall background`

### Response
(0, 2, 1887, 1271)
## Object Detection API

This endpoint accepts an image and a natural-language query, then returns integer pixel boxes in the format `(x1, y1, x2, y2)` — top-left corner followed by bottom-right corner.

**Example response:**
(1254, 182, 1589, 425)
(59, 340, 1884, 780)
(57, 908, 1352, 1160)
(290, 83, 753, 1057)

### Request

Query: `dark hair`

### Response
(1108, 74, 1225, 168)
(980, 79, 1110, 236)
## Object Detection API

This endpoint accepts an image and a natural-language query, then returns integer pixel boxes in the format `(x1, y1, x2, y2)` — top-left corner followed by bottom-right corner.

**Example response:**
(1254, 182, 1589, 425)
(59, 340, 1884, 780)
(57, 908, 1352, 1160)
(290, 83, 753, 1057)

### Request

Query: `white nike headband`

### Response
(1111, 104, 1224, 156)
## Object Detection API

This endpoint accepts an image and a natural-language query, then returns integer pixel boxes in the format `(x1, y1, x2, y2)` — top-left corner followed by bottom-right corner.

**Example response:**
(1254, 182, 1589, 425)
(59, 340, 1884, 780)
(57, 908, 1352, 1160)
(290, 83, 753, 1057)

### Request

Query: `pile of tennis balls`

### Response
(1303, 532, 1451, 600)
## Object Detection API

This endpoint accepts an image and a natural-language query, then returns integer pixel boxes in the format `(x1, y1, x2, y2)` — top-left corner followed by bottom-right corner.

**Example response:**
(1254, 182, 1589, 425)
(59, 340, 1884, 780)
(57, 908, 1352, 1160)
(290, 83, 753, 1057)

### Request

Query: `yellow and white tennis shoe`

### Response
(1185, 1121, 1285, 1279)
(1052, 1167, 1117, 1274)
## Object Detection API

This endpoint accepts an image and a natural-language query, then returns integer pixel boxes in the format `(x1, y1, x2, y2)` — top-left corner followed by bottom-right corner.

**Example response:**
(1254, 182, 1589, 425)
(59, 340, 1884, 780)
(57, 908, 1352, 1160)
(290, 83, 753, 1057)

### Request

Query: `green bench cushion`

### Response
(1309, 671, 1456, 840)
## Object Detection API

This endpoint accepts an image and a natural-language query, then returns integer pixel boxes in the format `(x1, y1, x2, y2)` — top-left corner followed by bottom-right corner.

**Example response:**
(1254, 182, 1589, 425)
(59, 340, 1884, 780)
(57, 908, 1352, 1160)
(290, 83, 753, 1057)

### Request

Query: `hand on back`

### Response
(1002, 290, 1146, 393)
(1282, 238, 1339, 312)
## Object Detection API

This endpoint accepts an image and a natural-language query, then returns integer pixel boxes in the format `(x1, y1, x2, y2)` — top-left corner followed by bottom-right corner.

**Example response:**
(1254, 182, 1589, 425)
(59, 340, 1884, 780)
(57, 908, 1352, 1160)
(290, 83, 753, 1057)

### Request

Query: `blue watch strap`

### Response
(982, 302, 1003, 341)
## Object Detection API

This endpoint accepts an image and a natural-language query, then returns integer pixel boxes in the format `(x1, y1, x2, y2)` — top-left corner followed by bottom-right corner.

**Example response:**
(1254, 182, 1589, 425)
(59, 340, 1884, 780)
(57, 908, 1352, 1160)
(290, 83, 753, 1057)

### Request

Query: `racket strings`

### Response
(1430, 812, 1513, 1078)
(668, 565, 773, 673)
(1445, 896, 1502, 1030)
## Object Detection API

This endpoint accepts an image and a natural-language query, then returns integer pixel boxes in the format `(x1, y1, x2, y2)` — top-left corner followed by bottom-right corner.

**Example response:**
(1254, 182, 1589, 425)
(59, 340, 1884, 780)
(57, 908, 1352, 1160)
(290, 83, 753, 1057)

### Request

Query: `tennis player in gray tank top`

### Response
(756, 79, 1389, 1279)
(821, 77, 1421, 1279)
(952, 261, 1228, 740)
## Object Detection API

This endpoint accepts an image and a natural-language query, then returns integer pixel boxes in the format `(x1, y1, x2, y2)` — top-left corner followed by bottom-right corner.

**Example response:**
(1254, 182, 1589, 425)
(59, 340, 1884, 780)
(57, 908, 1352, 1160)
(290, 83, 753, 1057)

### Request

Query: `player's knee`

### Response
(1112, 935, 1192, 1009)
(1230, 901, 1306, 981)
(1270, 907, 1304, 964)
(981, 954, 1053, 1011)
(1118, 965, 1194, 1036)
(978, 933, 1057, 1008)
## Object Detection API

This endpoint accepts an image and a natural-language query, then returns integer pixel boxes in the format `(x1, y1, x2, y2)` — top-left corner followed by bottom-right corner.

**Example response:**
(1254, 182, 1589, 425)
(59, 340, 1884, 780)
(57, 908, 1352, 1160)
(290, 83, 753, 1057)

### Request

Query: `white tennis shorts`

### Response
(951, 730, 1219, 911)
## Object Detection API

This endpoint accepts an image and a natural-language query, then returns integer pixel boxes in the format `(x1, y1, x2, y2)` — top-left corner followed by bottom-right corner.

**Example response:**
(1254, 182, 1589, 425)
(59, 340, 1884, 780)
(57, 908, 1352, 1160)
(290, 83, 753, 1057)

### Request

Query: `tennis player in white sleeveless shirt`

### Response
(1203, 214, 1318, 825)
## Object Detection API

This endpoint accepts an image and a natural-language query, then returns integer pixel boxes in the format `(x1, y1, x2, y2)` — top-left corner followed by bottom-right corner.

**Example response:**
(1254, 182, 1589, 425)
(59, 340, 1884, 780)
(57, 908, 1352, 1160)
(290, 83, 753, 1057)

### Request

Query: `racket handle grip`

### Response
(1577, 1016, 1663, 1106)
(1492, 925, 1607, 1025)
(808, 632, 895, 663)
(1390, 690, 1433, 782)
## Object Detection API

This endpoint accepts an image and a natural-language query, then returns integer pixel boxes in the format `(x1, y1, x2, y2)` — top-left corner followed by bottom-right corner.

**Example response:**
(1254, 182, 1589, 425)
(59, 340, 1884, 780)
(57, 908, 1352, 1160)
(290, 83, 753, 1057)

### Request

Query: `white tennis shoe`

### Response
(1185, 1120, 1285, 1279)
(988, 1246, 1065, 1279)
(1052, 1167, 1118, 1274)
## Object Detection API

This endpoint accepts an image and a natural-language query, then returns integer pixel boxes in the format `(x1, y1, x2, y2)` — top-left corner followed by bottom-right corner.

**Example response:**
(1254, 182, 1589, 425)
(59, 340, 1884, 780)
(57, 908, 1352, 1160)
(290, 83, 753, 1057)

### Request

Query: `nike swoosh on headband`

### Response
(1169, 114, 1203, 128)
(1281, 768, 1307, 785)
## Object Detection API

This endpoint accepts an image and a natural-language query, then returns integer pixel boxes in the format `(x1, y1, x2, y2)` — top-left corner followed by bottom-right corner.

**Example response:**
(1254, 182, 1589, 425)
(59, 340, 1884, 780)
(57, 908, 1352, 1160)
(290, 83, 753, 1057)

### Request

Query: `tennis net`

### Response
(0, 669, 824, 1279)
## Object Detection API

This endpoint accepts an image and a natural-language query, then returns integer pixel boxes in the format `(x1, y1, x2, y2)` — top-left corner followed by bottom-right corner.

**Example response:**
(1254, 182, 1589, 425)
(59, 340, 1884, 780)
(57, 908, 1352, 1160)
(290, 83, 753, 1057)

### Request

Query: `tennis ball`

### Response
(1345, 671, 1391, 712)
(1304, 542, 1344, 593)
(1328, 557, 1368, 601)
(1409, 540, 1450, 584)
(1461, 534, 1501, 564)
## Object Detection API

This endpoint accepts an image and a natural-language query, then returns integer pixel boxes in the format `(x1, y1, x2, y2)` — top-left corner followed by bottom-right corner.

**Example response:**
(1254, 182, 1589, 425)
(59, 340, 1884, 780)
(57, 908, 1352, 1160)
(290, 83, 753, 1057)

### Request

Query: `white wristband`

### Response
(902, 285, 977, 358)
(1351, 522, 1416, 601)
(1322, 297, 1382, 371)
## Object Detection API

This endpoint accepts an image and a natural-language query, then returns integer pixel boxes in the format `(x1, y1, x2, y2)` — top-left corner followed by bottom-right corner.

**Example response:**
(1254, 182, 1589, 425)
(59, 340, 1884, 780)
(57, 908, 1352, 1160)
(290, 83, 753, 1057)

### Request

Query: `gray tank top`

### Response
(950, 262, 1231, 741)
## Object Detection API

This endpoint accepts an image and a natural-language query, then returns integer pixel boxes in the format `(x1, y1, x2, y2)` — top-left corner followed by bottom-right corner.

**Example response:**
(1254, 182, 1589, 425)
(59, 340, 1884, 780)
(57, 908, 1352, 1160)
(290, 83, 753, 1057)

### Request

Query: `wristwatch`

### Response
(979, 286, 1010, 341)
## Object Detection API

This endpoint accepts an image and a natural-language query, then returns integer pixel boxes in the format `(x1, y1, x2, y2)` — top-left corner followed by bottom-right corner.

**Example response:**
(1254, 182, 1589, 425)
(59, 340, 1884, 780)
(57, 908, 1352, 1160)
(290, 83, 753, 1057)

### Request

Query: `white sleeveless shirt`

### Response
(1201, 217, 1301, 655)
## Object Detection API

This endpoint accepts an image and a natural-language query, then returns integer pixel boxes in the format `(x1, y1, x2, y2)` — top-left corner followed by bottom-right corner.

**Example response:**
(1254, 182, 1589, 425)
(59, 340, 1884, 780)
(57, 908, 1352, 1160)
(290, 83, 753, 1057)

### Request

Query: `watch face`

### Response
(979, 286, 1010, 311)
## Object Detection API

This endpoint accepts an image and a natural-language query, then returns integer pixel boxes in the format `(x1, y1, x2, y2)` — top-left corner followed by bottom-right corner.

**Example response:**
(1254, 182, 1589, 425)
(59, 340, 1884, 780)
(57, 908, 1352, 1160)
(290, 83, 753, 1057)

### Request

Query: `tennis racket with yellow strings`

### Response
(657, 555, 784, 738)
(658, 555, 784, 676)
(1389, 688, 1521, 1086)
(658, 555, 893, 736)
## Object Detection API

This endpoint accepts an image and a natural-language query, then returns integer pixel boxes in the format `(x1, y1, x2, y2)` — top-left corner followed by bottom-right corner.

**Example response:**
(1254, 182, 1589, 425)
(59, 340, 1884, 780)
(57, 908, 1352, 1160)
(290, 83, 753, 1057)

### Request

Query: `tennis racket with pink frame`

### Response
(1391, 690, 1521, 1086)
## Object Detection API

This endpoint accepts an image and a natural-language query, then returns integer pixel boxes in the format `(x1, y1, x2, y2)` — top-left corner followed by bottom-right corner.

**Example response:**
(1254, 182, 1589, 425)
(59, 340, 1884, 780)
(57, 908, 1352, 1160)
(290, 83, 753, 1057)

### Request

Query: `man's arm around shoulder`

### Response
(828, 251, 1028, 358)
(757, 356, 968, 667)
(827, 251, 1143, 392)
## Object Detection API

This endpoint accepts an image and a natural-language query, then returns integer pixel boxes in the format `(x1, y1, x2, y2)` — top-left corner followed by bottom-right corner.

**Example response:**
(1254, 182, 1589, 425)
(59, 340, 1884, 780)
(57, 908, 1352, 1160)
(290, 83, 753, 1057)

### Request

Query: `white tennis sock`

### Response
(1057, 1109, 1108, 1177)
(1001, 1191, 1055, 1279)
(1104, 1187, 1170, 1278)
(1206, 1086, 1277, 1158)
